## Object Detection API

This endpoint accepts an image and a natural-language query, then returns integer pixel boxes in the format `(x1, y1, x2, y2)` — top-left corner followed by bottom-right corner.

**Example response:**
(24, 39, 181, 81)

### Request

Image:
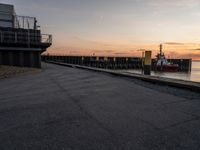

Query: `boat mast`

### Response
(160, 44, 163, 56)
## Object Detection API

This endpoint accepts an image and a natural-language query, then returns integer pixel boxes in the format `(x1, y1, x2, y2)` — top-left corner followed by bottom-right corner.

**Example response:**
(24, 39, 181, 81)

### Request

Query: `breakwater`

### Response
(42, 55, 192, 72)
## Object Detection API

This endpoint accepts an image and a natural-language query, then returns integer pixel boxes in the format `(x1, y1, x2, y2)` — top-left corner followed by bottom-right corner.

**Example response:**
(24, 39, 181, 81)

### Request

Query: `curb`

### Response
(45, 61, 200, 93)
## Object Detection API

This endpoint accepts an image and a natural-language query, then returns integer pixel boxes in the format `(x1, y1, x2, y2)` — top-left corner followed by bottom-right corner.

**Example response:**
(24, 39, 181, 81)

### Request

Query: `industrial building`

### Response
(0, 3, 52, 68)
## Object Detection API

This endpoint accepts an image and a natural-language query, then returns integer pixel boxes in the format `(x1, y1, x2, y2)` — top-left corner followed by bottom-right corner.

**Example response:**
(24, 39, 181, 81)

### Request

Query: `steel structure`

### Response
(0, 3, 52, 68)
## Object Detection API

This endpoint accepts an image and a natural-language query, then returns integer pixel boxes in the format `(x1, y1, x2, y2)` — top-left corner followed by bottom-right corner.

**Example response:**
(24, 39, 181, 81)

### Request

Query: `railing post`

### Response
(27, 30, 30, 47)
(49, 35, 52, 43)
(15, 32, 17, 43)
(23, 16, 25, 28)
(0, 31, 2, 43)
(2, 31, 4, 43)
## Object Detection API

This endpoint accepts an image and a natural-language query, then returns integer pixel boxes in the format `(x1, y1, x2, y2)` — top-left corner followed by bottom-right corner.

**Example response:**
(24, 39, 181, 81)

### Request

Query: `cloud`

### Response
(179, 53, 200, 59)
(114, 52, 129, 55)
(164, 42, 185, 45)
(192, 48, 200, 51)
(147, 0, 200, 8)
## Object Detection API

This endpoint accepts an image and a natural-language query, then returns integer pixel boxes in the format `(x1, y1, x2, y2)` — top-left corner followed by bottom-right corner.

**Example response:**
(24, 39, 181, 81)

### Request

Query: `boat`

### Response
(155, 44, 179, 72)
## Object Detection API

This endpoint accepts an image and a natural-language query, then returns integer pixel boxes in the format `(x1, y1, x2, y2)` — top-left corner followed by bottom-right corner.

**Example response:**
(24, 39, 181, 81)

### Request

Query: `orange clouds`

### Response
(45, 42, 200, 60)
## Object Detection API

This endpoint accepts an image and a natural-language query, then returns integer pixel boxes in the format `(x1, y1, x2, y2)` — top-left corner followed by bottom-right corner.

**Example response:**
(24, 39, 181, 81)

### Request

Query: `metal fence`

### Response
(0, 30, 52, 46)
(14, 15, 37, 30)
(41, 34, 52, 44)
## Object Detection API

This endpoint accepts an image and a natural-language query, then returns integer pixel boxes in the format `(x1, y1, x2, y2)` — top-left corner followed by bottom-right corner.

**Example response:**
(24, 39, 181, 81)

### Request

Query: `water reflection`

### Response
(119, 61, 200, 83)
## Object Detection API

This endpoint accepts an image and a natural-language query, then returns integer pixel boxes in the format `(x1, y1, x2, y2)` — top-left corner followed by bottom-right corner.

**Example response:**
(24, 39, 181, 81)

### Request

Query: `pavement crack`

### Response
(50, 77, 66, 92)
(49, 77, 127, 146)
(160, 117, 199, 130)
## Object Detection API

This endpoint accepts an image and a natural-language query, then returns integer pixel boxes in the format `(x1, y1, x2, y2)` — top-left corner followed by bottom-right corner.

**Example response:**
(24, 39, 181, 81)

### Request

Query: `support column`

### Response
(8, 51, 14, 66)
(30, 51, 35, 68)
(38, 52, 41, 68)
(19, 51, 24, 67)
(0, 51, 2, 65)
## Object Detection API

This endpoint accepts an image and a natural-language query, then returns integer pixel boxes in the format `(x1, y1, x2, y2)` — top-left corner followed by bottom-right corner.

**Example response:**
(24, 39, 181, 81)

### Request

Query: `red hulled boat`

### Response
(155, 44, 179, 72)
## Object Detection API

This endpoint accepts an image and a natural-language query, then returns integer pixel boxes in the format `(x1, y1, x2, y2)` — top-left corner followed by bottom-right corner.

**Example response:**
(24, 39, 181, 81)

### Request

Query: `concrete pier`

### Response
(0, 62, 200, 150)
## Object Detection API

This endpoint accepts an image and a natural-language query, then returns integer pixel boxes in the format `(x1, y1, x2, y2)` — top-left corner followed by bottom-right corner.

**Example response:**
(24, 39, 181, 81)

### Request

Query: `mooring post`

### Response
(113, 57, 116, 69)
(144, 51, 152, 75)
(81, 56, 84, 65)
(141, 51, 145, 74)
(189, 59, 192, 72)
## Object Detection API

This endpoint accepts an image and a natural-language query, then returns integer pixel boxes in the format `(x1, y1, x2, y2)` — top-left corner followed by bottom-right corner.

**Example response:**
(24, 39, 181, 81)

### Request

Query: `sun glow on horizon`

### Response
(45, 42, 200, 60)
(3, 0, 200, 60)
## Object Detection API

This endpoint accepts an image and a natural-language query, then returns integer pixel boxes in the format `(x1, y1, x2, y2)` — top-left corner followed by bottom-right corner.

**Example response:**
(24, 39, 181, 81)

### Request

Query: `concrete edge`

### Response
(45, 61, 200, 93)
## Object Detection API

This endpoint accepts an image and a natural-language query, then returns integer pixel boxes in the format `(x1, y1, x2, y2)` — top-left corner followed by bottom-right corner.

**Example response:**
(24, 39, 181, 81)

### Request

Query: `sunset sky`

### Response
(2, 0, 200, 59)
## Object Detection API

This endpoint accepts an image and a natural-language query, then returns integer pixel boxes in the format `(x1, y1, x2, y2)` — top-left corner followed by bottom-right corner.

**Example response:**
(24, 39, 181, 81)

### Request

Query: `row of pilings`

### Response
(41, 55, 192, 72)
(42, 55, 143, 69)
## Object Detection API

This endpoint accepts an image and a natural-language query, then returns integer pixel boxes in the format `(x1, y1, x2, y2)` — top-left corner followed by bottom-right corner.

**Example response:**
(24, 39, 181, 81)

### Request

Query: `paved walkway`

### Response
(0, 63, 200, 150)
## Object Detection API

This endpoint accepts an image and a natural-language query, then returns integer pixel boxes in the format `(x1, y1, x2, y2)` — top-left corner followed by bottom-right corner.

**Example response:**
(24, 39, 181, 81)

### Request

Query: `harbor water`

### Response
(121, 61, 200, 83)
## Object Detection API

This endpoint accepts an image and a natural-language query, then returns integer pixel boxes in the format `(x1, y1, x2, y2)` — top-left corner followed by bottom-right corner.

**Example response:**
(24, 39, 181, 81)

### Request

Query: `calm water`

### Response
(121, 61, 200, 83)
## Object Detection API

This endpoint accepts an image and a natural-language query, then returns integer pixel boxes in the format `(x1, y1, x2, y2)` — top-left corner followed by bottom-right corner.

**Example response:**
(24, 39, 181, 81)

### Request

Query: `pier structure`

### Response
(42, 55, 192, 72)
(0, 3, 52, 68)
(42, 55, 143, 69)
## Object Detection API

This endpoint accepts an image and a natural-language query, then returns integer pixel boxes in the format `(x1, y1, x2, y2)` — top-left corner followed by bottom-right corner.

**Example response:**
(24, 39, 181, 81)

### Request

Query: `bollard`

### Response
(144, 51, 152, 75)
(81, 56, 84, 65)
(142, 52, 145, 74)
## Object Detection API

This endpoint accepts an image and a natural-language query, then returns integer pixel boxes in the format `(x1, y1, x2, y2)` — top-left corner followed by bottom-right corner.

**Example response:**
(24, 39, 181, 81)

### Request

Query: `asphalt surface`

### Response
(0, 62, 200, 150)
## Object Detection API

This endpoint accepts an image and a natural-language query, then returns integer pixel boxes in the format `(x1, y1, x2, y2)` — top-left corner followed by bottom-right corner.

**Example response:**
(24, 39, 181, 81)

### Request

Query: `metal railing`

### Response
(0, 30, 52, 46)
(14, 15, 37, 30)
(0, 14, 38, 30)
(41, 34, 52, 44)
